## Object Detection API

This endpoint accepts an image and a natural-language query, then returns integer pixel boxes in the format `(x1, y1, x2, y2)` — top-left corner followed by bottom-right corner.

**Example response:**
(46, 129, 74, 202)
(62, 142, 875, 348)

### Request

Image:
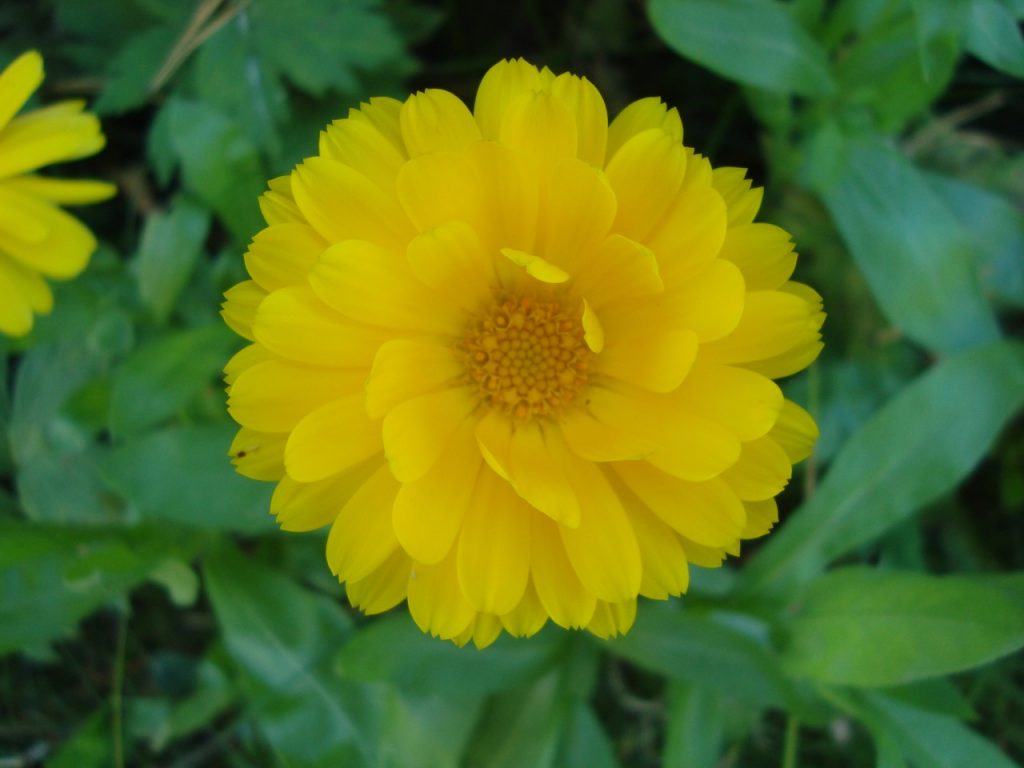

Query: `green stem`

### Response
(112, 613, 128, 768)
(782, 715, 800, 768)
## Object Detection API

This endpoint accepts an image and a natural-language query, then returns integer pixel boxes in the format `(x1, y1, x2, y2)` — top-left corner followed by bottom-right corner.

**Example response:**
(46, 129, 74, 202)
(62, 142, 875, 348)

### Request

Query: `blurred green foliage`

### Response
(2, 0, 1024, 766)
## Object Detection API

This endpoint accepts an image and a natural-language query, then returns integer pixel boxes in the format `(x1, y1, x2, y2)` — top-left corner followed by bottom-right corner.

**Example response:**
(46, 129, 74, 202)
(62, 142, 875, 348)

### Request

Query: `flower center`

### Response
(463, 295, 590, 419)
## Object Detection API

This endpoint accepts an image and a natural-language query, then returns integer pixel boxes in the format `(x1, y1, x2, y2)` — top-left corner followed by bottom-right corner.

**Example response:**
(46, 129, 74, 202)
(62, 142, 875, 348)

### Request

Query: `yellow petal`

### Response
(0, 102, 104, 177)
(549, 72, 608, 168)
(507, 421, 581, 526)
(393, 419, 482, 564)
(500, 580, 548, 638)
(499, 88, 577, 171)
(365, 339, 464, 420)
(572, 234, 662, 309)
(310, 239, 462, 334)
(398, 142, 538, 255)
(258, 175, 302, 225)
(0, 253, 51, 313)
(284, 395, 382, 483)
(407, 548, 476, 640)
(271, 458, 380, 531)
(701, 287, 824, 367)
(573, 385, 740, 480)
(740, 498, 778, 539)
(346, 547, 411, 615)
(223, 343, 275, 387)
(0, 263, 33, 336)
(628, 504, 689, 600)
(457, 469, 531, 614)
(560, 461, 642, 603)
(0, 50, 43, 131)
(473, 58, 549, 140)
(536, 158, 616, 275)
(613, 462, 746, 548)
(0, 185, 95, 278)
(406, 220, 493, 311)
(475, 408, 514, 481)
(672, 361, 783, 441)
(243, 222, 326, 291)
(291, 157, 412, 248)
(229, 428, 286, 481)
(719, 435, 792, 501)
(1, 175, 116, 204)
(227, 359, 365, 432)
(382, 386, 477, 483)
(770, 399, 818, 464)
(596, 325, 697, 393)
(605, 128, 686, 241)
(252, 285, 386, 368)
(712, 166, 763, 226)
(586, 598, 637, 639)
(665, 259, 745, 342)
(530, 514, 597, 629)
(401, 88, 482, 156)
(558, 405, 656, 463)
(320, 100, 407, 193)
(326, 464, 400, 582)
(606, 97, 683, 163)
(646, 166, 728, 288)
(470, 614, 503, 650)
(501, 247, 569, 283)
(221, 280, 267, 342)
(719, 223, 796, 291)
(680, 537, 728, 568)
(581, 298, 604, 353)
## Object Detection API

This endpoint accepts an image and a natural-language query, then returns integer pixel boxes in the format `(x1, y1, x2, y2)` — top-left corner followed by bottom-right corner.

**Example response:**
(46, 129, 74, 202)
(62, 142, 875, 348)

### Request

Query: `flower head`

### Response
(224, 59, 824, 648)
(0, 51, 116, 337)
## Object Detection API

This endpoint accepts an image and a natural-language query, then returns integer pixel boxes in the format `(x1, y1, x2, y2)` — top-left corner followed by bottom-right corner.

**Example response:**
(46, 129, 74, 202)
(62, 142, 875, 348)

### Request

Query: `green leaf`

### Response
(11, 337, 131, 524)
(781, 568, 1024, 686)
(857, 691, 1022, 768)
(248, 0, 408, 96)
(108, 324, 235, 437)
(464, 669, 568, 768)
(663, 682, 727, 768)
(338, 614, 564, 696)
(926, 172, 1024, 309)
(47, 709, 111, 768)
(558, 705, 620, 768)
(0, 522, 200, 655)
(648, 0, 834, 96)
(465, 637, 601, 768)
(965, 0, 1024, 78)
(810, 135, 1000, 354)
(376, 690, 480, 768)
(606, 603, 816, 716)
(93, 26, 176, 114)
(164, 98, 266, 243)
(741, 341, 1024, 595)
(104, 424, 273, 531)
(204, 545, 375, 767)
(132, 196, 212, 324)
(834, 18, 958, 131)
(192, 11, 288, 157)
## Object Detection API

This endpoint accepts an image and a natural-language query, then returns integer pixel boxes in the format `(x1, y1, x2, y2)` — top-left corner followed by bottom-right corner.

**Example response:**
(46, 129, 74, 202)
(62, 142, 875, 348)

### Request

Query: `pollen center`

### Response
(463, 295, 590, 419)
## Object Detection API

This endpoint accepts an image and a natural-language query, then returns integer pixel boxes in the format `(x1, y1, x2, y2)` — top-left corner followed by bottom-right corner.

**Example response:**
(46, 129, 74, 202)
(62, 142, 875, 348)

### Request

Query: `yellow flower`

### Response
(0, 51, 116, 337)
(224, 59, 824, 648)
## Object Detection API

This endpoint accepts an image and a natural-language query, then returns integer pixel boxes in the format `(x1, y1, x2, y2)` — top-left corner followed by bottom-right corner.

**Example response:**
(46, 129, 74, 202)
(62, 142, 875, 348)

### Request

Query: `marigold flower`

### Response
(224, 59, 824, 648)
(0, 51, 116, 336)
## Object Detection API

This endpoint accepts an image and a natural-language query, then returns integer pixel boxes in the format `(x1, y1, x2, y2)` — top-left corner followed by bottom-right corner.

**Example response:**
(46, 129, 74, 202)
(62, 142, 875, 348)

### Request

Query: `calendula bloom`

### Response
(224, 59, 823, 648)
(0, 51, 116, 336)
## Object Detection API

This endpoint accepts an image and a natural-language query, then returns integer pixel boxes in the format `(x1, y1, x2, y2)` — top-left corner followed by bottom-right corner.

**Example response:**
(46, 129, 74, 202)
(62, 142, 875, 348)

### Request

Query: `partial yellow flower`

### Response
(224, 59, 824, 648)
(0, 51, 116, 336)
